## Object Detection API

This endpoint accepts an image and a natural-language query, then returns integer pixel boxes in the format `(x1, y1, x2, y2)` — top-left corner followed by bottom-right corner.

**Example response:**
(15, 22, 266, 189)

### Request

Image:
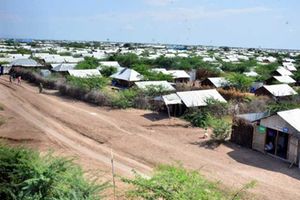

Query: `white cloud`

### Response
(146, 6, 271, 22)
(144, 0, 176, 6)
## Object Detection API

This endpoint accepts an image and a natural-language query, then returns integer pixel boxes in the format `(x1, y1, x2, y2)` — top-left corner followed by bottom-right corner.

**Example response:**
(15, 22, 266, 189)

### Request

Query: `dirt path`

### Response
(1, 76, 300, 200)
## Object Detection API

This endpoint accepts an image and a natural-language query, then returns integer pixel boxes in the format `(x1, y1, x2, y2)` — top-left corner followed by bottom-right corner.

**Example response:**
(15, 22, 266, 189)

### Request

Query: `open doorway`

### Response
(265, 128, 289, 159)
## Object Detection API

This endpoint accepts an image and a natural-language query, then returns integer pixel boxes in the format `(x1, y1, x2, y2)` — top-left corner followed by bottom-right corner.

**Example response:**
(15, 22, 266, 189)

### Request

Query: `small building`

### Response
(266, 76, 296, 85)
(135, 81, 175, 92)
(176, 89, 227, 108)
(67, 69, 101, 78)
(10, 58, 44, 69)
(51, 63, 76, 74)
(99, 61, 121, 68)
(110, 68, 143, 87)
(255, 84, 297, 98)
(273, 66, 293, 76)
(232, 109, 300, 167)
(165, 70, 191, 83)
(201, 77, 229, 88)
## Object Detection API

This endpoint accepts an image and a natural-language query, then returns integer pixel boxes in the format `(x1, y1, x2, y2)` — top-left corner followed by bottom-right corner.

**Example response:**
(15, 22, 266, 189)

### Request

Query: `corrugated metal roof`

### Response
(237, 112, 270, 123)
(278, 109, 300, 132)
(135, 81, 175, 91)
(273, 76, 296, 84)
(176, 89, 227, 107)
(99, 61, 120, 68)
(68, 69, 101, 78)
(162, 93, 182, 105)
(110, 68, 143, 82)
(10, 58, 41, 67)
(51, 63, 76, 72)
(276, 66, 293, 76)
(207, 77, 229, 88)
(165, 70, 190, 79)
(263, 84, 297, 97)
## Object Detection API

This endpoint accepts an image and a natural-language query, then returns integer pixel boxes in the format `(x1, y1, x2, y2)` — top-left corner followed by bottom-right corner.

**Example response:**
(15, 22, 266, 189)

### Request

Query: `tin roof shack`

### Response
(165, 70, 191, 83)
(51, 63, 76, 75)
(201, 77, 229, 89)
(266, 76, 296, 85)
(110, 68, 143, 87)
(10, 58, 45, 70)
(67, 69, 101, 78)
(255, 84, 297, 99)
(258, 109, 300, 166)
(231, 112, 269, 149)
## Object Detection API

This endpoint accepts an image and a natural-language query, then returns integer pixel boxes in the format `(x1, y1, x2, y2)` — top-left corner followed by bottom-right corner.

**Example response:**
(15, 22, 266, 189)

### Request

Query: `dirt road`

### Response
(1, 76, 300, 200)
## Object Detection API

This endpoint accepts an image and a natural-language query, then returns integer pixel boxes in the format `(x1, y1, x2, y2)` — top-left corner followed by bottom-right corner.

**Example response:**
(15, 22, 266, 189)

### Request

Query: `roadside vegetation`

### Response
(122, 164, 254, 200)
(0, 144, 109, 200)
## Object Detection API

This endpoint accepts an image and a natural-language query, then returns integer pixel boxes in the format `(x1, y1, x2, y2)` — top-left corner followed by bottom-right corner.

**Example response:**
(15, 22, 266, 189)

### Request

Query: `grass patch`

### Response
(0, 144, 109, 199)
(122, 164, 255, 200)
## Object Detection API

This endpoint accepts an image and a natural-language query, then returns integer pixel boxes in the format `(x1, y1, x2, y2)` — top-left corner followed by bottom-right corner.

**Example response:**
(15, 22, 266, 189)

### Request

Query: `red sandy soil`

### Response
(1, 76, 300, 200)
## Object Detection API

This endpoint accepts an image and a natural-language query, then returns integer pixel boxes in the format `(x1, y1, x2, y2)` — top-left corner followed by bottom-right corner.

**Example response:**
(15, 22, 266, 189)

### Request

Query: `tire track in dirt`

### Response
(0, 79, 151, 176)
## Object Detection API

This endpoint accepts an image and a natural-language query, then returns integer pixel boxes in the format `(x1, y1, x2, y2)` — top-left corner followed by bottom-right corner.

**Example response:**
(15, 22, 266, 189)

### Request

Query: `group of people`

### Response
(9, 73, 43, 93)
(9, 73, 22, 85)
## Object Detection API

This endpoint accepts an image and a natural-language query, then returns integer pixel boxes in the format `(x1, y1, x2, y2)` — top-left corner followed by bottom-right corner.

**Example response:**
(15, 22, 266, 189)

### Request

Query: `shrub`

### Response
(208, 117, 232, 142)
(226, 73, 254, 92)
(217, 88, 248, 101)
(111, 89, 139, 109)
(66, 76, 109, 90)
(100, 66, 117, 77)
(0, 144, 108, 200)
(75, 57, 99, 69)
(122, 164, 231, 200)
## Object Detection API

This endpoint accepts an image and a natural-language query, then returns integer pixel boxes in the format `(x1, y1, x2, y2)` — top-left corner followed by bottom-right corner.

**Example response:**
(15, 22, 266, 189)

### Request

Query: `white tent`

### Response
(176, 89, 227, 108)
(110, 68, 143, 82)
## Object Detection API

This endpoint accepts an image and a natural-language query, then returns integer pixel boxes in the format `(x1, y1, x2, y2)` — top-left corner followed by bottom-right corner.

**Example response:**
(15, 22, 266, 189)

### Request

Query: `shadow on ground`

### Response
(191, 139, 300, 181)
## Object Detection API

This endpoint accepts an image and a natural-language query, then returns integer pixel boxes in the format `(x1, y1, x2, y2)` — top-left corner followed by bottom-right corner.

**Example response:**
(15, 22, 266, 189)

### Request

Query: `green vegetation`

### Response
(132, 64, 173, 81)
(122, 164, 237, 200)
(267, 101, 300, 114)
(183, 99, 231, 142)
(220, 59, 257, 73)
(59, 52, 72, 56)
(111, 89, 139, 108)
(99, 66, 117, 77)
(76, 57, 99, 69)
(0, 144, 108, 200)
(109, 53, 140, 67)
(226, 73, 254, 92)
(67, 76, 109, 90)
(254, 63, 278, 81)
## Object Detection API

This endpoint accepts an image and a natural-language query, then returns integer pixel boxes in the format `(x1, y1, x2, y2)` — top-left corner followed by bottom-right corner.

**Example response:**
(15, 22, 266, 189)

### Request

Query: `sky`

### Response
(0, 0, 299, 49)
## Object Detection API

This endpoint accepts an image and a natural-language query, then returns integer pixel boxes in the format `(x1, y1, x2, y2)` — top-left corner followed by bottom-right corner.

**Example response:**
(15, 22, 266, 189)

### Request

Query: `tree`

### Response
(75, 57, 99, 69)
(226, 73, 254, 92)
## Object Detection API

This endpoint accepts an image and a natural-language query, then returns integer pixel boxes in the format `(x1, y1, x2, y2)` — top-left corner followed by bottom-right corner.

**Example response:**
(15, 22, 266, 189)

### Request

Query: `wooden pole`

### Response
(111, 148, 116, 200)
(166, 104, 171, 119)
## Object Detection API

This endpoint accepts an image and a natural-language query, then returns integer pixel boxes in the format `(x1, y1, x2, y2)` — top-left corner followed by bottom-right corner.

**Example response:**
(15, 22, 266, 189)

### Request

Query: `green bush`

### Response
(0, 144, 108, 200)
(208, 117, 232, 142)
(122, 164, 231, 200)
(111, 89, 139, 109)
(67, 76, 109, 90)
(226, 73, 254, 92)
(100, 66, 117, 77)
(76, 57, 99, 69)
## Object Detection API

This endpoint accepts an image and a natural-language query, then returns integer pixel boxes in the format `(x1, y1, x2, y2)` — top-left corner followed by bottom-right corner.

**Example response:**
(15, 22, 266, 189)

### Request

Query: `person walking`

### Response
(17, 76, 21, 85)
(9, 74, 12, 83)
(39, 82, 43, 93)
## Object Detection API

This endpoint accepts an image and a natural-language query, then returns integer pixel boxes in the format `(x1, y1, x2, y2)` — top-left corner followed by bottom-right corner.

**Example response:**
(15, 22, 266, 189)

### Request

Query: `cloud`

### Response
(144, 0, 176, 6)
(146, 6, 271, 22)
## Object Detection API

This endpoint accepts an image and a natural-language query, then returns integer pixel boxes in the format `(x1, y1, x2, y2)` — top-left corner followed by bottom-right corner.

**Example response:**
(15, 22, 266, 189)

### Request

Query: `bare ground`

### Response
(1, 76, 300, 200)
